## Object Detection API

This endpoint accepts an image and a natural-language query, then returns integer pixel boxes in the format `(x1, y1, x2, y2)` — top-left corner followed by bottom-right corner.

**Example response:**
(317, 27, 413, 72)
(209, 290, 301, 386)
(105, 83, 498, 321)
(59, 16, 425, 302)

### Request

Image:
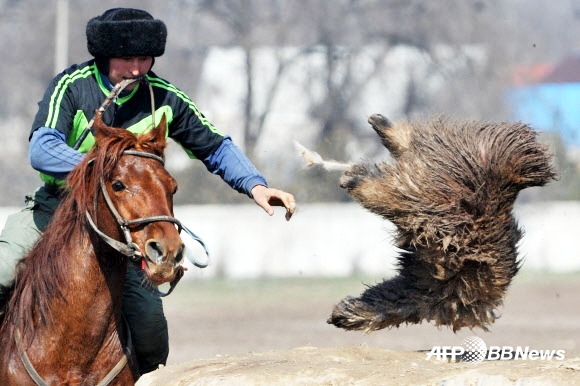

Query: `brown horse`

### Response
(0, 113, 185, 385)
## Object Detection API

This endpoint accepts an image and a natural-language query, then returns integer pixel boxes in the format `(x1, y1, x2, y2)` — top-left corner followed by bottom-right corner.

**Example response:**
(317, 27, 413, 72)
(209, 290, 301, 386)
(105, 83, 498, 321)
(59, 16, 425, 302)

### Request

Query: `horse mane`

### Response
(0, 118, 167, 345)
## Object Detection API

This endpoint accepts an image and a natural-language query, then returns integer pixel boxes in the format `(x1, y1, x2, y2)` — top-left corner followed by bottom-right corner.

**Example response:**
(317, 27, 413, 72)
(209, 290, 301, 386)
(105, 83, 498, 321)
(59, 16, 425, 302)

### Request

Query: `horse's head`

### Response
(88, 113, 185, 285)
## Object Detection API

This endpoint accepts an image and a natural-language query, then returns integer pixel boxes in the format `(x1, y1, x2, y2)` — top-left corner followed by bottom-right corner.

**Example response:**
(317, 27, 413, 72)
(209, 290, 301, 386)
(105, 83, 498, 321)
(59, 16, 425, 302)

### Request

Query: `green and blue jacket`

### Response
(29, 59, 266, 195)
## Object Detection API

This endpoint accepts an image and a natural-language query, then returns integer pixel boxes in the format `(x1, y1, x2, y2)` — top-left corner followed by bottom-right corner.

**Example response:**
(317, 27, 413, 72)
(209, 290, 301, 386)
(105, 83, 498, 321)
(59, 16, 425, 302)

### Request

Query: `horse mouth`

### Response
(139, 258, 177, 285)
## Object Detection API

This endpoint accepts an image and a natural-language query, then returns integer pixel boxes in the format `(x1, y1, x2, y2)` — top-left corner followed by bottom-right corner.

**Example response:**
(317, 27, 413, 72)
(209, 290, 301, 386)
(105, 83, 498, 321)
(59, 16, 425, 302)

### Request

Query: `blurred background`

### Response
(1, 0, 579, 278)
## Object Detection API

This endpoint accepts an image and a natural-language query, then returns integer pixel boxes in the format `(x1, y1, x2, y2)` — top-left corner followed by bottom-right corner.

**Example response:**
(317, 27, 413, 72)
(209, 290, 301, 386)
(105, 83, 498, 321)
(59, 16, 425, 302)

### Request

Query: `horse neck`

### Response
(0, 227, 130, 384)
(72, 226, 128, 321)
(5, 213, 128, 354)
(46, 228, 128, 332)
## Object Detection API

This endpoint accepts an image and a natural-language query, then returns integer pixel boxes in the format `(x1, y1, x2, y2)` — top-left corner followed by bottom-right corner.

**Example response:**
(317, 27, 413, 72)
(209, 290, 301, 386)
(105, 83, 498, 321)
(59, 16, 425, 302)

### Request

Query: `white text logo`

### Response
(425, 336, 566, 363)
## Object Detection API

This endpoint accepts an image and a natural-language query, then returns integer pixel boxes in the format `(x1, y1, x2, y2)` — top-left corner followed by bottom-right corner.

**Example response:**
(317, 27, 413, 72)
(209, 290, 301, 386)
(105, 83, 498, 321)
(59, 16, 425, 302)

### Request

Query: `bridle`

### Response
(84, 150, 185, 297)
(85, 151, 181, 261)
(78, 77, 179, 262)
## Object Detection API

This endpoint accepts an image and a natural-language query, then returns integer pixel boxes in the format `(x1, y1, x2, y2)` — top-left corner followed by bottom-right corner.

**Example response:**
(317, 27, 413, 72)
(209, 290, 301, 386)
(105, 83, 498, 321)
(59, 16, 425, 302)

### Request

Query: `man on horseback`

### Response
(0, 7, 296, 376)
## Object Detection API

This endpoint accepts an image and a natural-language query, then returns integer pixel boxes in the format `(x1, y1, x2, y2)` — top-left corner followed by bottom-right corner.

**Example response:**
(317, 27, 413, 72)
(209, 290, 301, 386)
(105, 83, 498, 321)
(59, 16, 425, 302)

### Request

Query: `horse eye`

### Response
(112, 181, 126, 192)
(173, 185, 178, 195)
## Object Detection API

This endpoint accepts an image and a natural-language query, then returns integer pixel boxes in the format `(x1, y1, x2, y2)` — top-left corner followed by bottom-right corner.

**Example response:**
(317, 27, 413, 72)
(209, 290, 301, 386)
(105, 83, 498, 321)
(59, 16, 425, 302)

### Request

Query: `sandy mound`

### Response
(137, 345, 580, 385)
(134, 274, 579, 385)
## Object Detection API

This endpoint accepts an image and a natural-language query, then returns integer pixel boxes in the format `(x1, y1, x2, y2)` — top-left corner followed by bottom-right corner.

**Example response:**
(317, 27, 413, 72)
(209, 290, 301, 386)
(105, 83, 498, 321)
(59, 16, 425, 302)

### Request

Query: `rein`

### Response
(15, 318, 133, 386)
(73, 77, 143, 150)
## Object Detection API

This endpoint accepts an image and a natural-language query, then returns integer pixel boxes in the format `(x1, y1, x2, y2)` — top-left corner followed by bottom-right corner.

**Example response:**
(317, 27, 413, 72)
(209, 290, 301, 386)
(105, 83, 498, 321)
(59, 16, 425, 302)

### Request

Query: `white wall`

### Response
(1, 202, 577, 280)
(172, 202, 580, 279)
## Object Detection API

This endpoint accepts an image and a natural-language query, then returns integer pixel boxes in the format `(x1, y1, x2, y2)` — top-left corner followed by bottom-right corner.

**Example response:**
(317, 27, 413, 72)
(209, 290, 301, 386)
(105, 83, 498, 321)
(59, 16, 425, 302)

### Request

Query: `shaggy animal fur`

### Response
(298, 114, 557, 333)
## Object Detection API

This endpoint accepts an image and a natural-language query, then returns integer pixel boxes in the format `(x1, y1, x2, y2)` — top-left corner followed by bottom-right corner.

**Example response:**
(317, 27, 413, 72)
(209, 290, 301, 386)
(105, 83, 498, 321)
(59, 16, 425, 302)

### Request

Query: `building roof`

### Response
(512, 63, 554, 85)
(541, 52, 580, 83)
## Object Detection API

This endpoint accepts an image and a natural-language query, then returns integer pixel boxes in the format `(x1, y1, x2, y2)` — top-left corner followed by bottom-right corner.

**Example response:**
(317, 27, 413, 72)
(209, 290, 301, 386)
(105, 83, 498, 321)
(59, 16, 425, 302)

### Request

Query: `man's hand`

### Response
(251, 185, 296, 221)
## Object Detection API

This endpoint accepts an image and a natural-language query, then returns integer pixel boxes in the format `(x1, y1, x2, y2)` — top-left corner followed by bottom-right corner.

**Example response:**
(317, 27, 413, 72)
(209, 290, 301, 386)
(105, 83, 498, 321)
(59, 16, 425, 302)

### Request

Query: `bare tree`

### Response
(1, 0, 580, 204)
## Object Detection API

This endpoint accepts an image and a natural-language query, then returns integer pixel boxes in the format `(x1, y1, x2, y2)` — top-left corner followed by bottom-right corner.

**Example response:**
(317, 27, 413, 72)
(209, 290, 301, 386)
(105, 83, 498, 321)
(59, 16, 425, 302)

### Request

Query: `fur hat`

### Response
(86, 8, 167, 58)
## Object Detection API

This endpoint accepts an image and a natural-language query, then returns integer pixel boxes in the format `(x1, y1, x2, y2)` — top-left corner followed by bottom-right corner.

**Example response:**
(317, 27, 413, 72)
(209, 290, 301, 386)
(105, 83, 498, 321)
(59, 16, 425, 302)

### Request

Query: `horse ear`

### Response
(152, 113, 168, 145)
(93, 111, 114, 143)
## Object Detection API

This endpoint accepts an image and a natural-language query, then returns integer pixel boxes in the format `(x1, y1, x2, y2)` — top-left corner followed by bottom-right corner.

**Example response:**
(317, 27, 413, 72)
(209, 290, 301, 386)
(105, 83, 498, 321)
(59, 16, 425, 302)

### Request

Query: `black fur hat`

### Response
(86, 8, 167, 58)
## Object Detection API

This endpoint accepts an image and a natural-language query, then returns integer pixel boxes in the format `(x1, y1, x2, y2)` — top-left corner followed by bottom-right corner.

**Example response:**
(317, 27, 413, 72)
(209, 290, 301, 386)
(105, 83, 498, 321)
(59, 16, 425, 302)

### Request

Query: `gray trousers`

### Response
(0, 186, 169, 375)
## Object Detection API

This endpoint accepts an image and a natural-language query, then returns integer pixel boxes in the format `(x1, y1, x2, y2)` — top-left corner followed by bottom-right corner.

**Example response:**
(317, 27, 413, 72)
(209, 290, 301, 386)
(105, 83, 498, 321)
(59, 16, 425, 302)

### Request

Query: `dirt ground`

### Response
(137, 271, 580, 385)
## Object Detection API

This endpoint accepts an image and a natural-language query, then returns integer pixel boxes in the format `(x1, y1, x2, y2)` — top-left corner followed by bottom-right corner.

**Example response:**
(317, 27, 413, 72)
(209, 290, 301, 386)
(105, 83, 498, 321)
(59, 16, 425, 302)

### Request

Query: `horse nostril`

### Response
(146, 240, 165, 264)
(175, 245, 185, 265)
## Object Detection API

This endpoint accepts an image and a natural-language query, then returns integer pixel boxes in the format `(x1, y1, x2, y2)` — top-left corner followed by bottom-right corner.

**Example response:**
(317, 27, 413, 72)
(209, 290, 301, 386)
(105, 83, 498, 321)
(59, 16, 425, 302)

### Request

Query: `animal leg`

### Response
(293, 140, 351, 172)
(367, 114, 412, 159)
(339, 162, 417, 223)
(328, 274, 426, 333)
(328, 254, 505, 333)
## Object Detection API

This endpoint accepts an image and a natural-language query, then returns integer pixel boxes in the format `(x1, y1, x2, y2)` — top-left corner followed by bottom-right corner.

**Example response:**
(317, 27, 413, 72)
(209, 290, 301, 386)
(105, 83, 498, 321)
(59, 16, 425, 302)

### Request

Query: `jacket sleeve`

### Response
(202, 136, 267, 197)
(30, 72, 78, 139)
(29, 126, 85, 180)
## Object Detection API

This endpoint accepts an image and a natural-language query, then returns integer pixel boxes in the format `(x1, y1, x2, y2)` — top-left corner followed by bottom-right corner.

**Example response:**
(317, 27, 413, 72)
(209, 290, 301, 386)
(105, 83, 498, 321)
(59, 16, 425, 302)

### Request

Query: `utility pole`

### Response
(54, 0, 69, 74)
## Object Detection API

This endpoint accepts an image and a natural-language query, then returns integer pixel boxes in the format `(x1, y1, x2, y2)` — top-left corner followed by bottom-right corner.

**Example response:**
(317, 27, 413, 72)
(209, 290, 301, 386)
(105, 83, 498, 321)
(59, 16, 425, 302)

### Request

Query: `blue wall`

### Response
(508, 83, 580, 146)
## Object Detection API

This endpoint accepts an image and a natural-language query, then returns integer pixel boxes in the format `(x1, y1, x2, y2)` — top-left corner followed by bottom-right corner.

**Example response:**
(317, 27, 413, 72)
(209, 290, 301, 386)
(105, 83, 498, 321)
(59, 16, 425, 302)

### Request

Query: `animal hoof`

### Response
(339, 173, 361, 190)
(368, 114, 392, 133)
